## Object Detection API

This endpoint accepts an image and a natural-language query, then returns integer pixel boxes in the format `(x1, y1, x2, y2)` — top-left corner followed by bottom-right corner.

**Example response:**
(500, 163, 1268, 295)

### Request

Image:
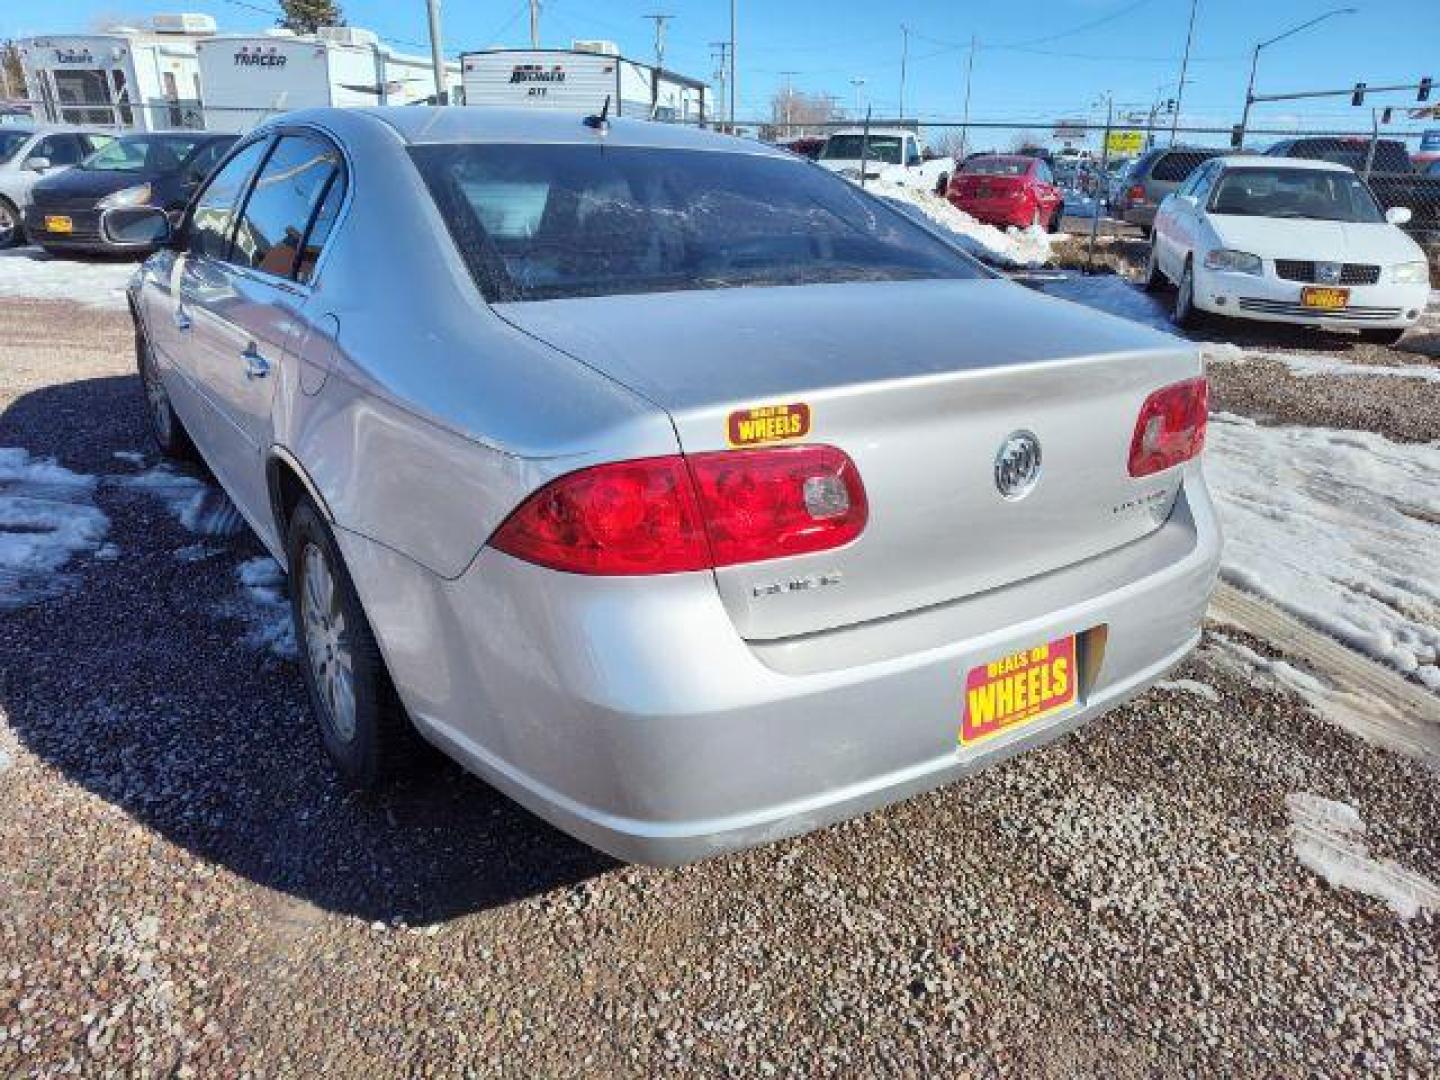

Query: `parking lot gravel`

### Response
(2, 284, 1439, 1076)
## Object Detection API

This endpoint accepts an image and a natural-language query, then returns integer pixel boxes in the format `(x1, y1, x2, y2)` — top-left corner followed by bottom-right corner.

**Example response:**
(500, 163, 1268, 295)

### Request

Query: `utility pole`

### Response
(529, 0, 541, 49)
(1170, 0, 1198, 145)
(425, 0, 447, 105)
(959, 35, 976, 158)
(779, 70, 799, 138)
(644, 14, 673, 71)
(729, 0, 738, 134)
(899, 24, 909, 120)
(1237, 7, 1355, 148)
(709, 41, 730, 130)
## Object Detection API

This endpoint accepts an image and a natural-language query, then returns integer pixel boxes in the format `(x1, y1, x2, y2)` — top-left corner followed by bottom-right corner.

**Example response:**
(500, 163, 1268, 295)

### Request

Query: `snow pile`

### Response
(1285, 792, 1440, 919)
(0, 249, 134, 310)
(113, 466, 246, 538)
(225, 557, 296, 659)
(0, 448, 109, 610)
(1263, 352, 1440, 385)
(1040, 273, 1176, 334)
(868, 178, 1054, 268)
(1206, 415, 1440, 692)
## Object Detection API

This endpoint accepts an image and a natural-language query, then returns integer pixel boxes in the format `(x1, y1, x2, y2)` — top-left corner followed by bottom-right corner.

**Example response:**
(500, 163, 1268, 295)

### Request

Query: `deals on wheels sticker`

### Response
(961, 635, 1077, 746)
(727, 402, 812, 446)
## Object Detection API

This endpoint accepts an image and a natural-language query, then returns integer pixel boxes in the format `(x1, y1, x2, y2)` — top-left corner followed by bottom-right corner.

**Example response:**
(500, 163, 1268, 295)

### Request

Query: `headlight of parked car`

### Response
(97, 184, 154, 210)
(1390, 260, 1431, 285)
(1203, 249, 1263, 275)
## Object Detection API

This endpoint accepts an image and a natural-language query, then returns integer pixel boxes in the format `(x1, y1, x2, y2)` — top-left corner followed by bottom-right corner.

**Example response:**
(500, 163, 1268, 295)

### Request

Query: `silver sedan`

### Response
(115, 108, 1220, 864)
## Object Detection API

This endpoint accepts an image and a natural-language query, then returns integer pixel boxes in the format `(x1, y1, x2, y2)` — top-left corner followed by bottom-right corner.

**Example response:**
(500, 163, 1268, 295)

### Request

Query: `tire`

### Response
(934, 173, 949, 197)
(0, 197, 21, 249)
(1359, 327, 1407, 346)
(1172, 258, 1205, 330)
(1047, 207, 1063, 234)
(135, 313, 199, 462)
(287, 499, 425, 789)
(1143, 243, 1167, 291)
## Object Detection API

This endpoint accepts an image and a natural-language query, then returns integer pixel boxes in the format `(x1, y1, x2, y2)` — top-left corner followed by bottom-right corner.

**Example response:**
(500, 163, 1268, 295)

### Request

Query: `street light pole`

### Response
(729, 0, 737, 134)
(425, 0, 447, 105)
(959, 35, 976, 158)
(1169, 0, 1198, 145)
(1237, 7, 1357, 148)
(899, 24, 909, 120)
(850, 77, 866, 118)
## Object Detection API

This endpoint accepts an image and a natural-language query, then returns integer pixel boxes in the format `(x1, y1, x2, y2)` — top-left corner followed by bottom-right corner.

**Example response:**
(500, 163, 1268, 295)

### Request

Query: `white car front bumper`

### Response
(1194, 265, 1429, 330)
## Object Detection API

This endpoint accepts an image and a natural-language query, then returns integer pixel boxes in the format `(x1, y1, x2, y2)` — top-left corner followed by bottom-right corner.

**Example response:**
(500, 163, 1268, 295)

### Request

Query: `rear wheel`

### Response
(1047, 206, 1063, 233)
(1143, 243, 1167, 291)
(136, 316, 198, 461)
(1359, 327, 1407, 346)
(1172, 258, 1205, 330)
(0, 198, 21, 249)
(288, 499, 425, 789)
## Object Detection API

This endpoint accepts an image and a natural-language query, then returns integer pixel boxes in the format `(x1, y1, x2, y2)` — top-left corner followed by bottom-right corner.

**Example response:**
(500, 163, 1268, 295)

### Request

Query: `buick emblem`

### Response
(1316, 261, 1342, 285)
(994, 431, 1042, 501)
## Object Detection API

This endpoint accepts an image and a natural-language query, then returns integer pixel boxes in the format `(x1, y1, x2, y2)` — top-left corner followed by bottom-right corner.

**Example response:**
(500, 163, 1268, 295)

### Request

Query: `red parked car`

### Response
(947, 155, 1064, 232)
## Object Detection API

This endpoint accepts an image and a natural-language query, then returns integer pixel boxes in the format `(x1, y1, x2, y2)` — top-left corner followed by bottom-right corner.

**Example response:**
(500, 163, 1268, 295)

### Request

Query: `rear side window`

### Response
(188, 139, 269, 261)
(1151, 150, 1222, 184)
(231, 134, 342, 280)
(411, 143, 985, 302)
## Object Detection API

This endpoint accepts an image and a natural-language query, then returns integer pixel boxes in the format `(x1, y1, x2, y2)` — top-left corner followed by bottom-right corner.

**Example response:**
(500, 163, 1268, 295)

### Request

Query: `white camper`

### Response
(19, 14, 215, 131)
(460, 44, 707, 122)
(196, 26, 463, 134)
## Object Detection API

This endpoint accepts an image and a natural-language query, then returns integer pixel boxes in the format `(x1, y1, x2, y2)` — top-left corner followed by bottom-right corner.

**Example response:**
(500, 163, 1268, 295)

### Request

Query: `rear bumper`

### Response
(341, 468, 1221, 865)
(1193, 266, 1429, 330)
(1123, 205, 1157, 229)
(949, 194, 1032, 229)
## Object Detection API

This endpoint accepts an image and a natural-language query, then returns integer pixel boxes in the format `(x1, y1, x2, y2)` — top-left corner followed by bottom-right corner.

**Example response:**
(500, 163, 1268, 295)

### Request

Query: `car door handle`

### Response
(241, 344, 271, 380)
(173, 306, 192, 331)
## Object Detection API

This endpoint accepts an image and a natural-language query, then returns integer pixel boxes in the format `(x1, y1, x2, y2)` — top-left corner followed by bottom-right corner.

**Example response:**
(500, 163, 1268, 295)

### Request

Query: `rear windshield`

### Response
(1208, 167, 1383, 222)
(1150, 150, 1222, 183)
(80, 135, 206, 173)
(962, 157, 1030, 177)
(1279, 139, 1412, 173)
(819, 134, 903, 164)
(410, 144, 985, 303)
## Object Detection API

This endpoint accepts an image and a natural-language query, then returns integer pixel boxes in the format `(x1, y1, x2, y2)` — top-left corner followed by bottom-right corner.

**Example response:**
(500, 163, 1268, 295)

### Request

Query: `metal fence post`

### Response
(1086, 97, 1113, 274)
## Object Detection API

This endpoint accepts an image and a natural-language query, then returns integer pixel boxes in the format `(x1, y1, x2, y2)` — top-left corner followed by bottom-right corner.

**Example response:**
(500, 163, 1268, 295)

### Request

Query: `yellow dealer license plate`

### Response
(961, 635, 1078, 747)
(1301, 286, 1349, 310)
(44, 215, 73, 234)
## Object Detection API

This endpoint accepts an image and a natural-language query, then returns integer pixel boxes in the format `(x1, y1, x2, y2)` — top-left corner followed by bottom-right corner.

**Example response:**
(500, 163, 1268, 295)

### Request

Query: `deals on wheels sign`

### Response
(1105, 129, 1145, 155)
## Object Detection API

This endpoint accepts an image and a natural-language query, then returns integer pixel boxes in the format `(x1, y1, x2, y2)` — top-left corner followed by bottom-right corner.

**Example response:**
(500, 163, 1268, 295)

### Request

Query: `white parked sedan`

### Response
(1146, 155, 1431, 344)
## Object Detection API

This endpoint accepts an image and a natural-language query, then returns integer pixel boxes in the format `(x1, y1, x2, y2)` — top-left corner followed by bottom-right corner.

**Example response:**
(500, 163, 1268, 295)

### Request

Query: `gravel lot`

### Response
(2, 262, 1439, 1076)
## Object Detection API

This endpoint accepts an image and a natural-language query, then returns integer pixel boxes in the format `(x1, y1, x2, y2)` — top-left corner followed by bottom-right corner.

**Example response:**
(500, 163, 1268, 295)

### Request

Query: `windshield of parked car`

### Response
(0, 130, 32, 164)
(961, 157, 1030, 177)
(78, 135, 205, 173)
(819, 134, 903, 164)
(411, 144, 986, 302)
(1208, 167, 1384, 222)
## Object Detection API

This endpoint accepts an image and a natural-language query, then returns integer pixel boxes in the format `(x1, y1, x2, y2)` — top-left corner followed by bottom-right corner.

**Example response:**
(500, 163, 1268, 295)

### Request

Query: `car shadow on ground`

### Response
(0, 376, 616, 925)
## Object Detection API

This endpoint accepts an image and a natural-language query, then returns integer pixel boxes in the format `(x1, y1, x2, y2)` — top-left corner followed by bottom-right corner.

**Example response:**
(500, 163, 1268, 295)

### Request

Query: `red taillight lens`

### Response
(687, 445, 867, 567)
(489, 446, 868, 575)
(1127, 184, 1146, 202)
(488, 455, 710, 575)
(1128, 377, 1208, 477)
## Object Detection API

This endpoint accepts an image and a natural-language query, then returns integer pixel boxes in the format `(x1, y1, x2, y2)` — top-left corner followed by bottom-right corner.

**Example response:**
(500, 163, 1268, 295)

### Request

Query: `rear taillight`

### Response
(489, 446, 868, 575)
(1128, 377, 1208, 477)
(1127, 184, 1146, 203)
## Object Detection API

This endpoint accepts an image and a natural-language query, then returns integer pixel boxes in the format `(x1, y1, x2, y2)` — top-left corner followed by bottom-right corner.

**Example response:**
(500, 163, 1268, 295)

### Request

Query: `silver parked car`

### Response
(116, 108, 1220, 865)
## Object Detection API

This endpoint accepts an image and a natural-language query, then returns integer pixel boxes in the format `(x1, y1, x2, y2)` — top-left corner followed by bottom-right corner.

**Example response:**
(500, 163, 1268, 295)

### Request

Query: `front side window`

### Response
(411, 143, 985, 303)
(1208, 167, 1383, 222)
(188, 139, 269, 260)
(231, 134, 342, 279)
(31, 135, 84, 167)
(80, 135, 206, 173)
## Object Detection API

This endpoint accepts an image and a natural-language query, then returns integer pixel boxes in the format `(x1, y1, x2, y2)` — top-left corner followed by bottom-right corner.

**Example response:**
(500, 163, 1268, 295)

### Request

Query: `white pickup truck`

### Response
(815, 126, 954, 195)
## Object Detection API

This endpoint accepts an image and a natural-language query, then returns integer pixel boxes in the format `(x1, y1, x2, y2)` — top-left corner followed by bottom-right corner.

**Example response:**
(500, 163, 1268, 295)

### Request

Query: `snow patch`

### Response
(112, 451, 147, 467)
(174, 543, 221, 563)
(112, 467, 246, 538)
(1285, 792, 1440, 919)
(0, 746, 12, 774)
(1206, 417, 1440, 693)
(0, 448, 109, 609)
(1270, 352, 1440, 384)
(1037, 273, 1178, 334)
(867, 179, 1055, 268)
(224, 556, 296, 659)
(0, 249, 134, 310)
(1155, 678, 1220, 703)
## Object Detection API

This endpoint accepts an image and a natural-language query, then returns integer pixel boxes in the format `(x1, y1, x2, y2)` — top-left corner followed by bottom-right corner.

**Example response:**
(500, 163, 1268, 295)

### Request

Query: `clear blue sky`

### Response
(6, 0, 1436, 140)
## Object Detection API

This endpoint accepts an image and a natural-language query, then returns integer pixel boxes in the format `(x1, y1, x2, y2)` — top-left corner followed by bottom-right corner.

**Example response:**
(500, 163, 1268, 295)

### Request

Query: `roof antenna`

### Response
(584, 95, 611, 132)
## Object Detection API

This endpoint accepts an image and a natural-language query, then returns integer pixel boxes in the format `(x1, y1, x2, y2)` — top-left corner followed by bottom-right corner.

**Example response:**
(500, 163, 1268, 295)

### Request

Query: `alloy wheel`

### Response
(301, 542, 357, 744)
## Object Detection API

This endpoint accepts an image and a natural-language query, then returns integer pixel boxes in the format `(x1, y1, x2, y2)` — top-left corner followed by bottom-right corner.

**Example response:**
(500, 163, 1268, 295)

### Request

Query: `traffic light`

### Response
(1351, 82, 1366, 106)
(1381, 107, 1393, 123)
(1230, 124, 1243, 149)
(1420, 77, 1433, 102)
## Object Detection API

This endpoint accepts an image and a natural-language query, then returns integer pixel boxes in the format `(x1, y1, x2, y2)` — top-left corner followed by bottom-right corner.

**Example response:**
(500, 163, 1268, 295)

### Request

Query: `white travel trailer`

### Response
(197, 27, 462, 134)
(460, 43, 707, 123)
(19, 14, 215, 131)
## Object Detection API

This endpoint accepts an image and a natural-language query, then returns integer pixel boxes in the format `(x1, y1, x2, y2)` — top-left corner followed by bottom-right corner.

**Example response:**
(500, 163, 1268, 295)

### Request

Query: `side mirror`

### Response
(1385, 206, 1413, 226)
(24, 156, 52, 173)
(101, 206, 173, 248)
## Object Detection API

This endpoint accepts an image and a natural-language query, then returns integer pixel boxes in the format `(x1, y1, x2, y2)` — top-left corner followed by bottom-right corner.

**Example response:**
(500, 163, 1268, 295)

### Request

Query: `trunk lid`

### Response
(495, 278, 1200, 640)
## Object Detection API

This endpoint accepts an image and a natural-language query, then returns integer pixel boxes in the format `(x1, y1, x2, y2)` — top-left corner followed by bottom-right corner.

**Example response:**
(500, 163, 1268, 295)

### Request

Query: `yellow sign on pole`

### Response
(1105, 130, 1145, 155)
